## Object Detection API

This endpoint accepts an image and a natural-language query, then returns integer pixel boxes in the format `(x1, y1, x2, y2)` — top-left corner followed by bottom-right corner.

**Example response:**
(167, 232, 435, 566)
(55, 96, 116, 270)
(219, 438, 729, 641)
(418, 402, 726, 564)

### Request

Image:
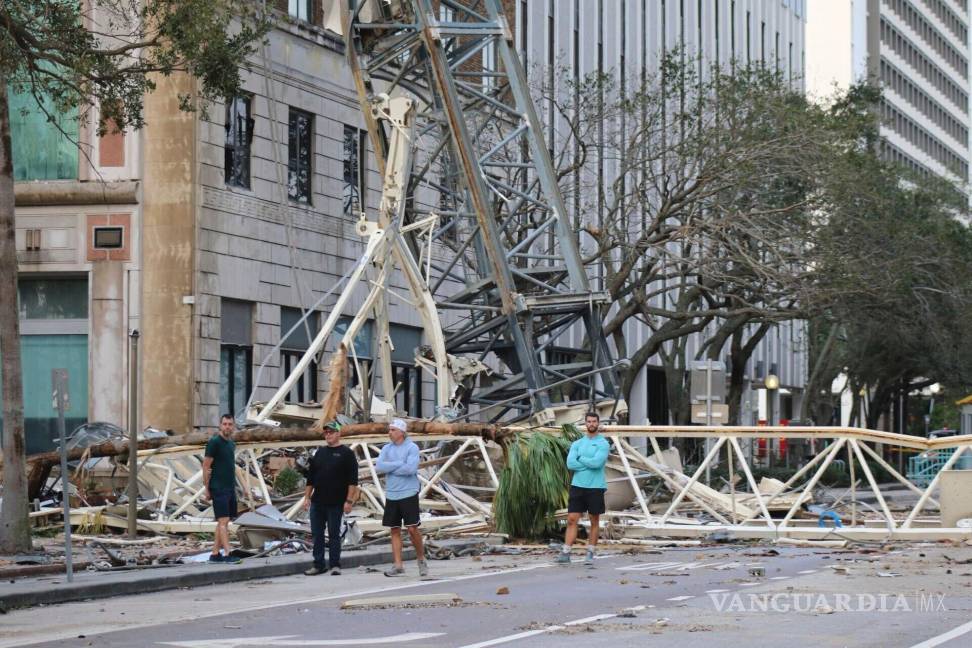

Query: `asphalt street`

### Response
(4, 546, 972, 647)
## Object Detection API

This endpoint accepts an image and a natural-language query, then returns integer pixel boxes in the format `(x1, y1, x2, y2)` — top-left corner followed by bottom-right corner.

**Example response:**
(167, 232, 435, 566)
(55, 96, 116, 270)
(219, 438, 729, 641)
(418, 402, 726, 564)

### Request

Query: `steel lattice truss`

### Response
(344, 0, 622, 423)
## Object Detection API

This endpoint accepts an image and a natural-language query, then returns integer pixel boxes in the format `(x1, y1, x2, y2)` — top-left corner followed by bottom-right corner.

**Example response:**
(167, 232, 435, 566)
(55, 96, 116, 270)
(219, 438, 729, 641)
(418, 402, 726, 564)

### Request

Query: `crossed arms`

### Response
(376, 443, 419, 476)
(566, 441, 608, 471)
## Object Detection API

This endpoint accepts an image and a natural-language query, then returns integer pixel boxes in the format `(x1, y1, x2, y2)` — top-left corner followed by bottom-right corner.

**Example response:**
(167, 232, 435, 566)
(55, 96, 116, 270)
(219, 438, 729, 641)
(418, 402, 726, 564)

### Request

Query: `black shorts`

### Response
(382, 494, 421, 528)
(568, 486, 606, 515)
(211, 488, 238, 520)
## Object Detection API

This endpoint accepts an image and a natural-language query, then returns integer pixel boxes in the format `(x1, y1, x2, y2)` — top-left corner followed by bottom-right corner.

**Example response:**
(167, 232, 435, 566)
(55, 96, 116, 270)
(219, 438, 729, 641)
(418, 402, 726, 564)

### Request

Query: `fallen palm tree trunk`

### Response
(24, 421, 506, 469)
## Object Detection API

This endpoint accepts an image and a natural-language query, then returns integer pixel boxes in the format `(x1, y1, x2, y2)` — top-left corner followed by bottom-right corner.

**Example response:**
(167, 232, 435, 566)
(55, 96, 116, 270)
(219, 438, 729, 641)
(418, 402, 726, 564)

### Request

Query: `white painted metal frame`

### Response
(136, 434, 500, 524)
(602, 425, 972, 541)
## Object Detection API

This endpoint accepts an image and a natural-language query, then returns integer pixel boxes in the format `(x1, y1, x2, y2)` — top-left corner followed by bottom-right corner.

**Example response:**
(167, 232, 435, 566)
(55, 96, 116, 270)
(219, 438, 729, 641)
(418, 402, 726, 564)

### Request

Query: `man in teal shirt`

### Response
(557, 411, 609, 566)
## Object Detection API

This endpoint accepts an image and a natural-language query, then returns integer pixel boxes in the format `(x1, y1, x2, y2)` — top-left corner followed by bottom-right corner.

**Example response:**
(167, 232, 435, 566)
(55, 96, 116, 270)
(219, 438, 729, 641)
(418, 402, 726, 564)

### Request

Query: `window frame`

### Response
(220, 344, 253, 418)
(288, 0, 312, 22)
(342, 125, 367, 216)
(225, 95, 254, 189)
(288, 107, 314, 204)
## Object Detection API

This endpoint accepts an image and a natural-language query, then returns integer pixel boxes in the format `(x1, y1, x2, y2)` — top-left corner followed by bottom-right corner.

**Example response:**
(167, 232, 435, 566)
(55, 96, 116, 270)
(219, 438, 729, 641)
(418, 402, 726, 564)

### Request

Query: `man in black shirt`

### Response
(303, 422, 359, 575)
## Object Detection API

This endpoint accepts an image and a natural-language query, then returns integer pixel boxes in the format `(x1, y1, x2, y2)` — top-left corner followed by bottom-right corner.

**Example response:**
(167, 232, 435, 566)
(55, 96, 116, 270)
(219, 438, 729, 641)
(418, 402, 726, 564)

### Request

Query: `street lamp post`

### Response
(926, 383, 942, 436)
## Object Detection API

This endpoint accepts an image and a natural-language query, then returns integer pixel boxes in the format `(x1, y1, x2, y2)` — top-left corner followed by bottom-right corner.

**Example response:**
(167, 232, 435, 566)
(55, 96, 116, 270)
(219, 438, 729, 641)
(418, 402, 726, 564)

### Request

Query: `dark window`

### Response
(730, 1, 735, 56)
(288, 108, 313, 204)
(343, 125, 367, 216)
(220, 299, 253, 417)
(288, 0, 311, 21)
(390, 325, 423, 417)
(18, 277, 89, 320)
(225, 96, 253, 189)
(392, 364, 423, 418)
(280, 307, 318, 404)
(93, 227, 123, 249)
(520, 0, 528, 74)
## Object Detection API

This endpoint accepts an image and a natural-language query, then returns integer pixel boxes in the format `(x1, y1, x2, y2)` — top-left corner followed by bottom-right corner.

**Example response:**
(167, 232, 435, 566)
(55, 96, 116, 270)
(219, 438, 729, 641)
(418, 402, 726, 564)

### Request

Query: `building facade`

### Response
(514, 0, 809, 426)
(12, 1, 812, 451)
(807, 0, 971, 181)
(10, 87, 141, 452)
(807, 0, 971, 425)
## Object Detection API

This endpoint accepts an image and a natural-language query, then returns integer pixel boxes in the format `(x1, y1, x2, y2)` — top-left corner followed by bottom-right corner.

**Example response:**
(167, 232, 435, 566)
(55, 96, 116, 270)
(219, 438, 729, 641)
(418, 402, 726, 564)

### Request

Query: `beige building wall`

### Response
(140, 72, 197, 434)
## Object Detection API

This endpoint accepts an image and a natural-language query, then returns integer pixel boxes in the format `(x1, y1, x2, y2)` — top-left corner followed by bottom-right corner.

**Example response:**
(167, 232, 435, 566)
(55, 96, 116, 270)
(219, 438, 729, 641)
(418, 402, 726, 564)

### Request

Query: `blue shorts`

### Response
(211, 488, 238, 520)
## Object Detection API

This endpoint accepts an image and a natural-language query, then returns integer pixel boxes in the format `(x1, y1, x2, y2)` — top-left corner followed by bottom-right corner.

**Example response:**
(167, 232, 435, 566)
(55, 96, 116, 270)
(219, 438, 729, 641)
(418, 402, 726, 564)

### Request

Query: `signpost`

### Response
(127, 331, 140, 538)
(52, 368, 73, 583)
(690, 360, 726, 485)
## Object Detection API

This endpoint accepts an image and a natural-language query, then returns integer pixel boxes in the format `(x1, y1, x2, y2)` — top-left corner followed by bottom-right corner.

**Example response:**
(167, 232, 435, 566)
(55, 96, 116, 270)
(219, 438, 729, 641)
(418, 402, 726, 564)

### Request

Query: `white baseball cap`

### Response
(390, 418, 408, 432)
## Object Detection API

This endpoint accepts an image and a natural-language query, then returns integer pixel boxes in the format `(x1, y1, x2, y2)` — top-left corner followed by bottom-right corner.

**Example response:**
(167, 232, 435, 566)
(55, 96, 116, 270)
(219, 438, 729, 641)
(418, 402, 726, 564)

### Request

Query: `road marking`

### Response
(458, 608, 643, 648)
(160, 633, 445, 647)
(798, 569, 817, 574)
(619, 561, 682, 571)
(666, 595, 695, 602)
(459, 628, 557, 648)
(737, 582, 761, 587)
(705, 589, 730, 593)
(564, 613, 617, 625)
(909, 619, 972, 648)
(6, 562, 557, 648)
(619, 560, 740, 572)
(769, 576, 790, 580)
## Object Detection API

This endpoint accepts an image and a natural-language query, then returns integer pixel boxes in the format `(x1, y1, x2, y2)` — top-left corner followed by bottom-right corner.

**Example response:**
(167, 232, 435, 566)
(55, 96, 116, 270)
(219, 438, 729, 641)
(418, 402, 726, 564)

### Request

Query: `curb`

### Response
(0, 546, 414, 611)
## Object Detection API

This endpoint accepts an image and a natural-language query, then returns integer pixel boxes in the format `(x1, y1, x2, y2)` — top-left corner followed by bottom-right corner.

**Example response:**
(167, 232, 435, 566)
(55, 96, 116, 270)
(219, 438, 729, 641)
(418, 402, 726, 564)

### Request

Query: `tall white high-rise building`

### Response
(807, 0, 971, 181)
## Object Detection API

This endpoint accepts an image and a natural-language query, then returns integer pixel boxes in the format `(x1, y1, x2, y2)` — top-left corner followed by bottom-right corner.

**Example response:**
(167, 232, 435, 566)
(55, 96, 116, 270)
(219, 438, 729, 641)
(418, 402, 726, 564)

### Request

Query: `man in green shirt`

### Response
(204, 413, 239, 563)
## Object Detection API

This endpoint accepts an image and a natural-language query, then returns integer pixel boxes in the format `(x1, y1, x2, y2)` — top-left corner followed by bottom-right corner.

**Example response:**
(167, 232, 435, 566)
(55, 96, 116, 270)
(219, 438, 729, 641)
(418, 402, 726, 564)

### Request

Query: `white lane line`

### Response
(619, 561, 682, 572)
(769, 576, 790, 581)
(459, 628, 556, 648)
(8, 562, 557, 648)
(909, 619, 972, 648)
(458, 606, 647, 648)
(737, 582, 761, 587)
(564, 614, 617, 626)
(682, 561, 727, 570)
(666, 595, 695, 602)
(797, 569, 817, 574)
(705, 589, 730, 594)
(161, 633, 445, 647)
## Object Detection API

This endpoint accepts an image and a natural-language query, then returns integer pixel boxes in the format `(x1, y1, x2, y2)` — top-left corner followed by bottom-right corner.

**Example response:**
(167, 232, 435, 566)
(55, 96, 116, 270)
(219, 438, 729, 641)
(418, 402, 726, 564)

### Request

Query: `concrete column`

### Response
(89, 260, 125, 425)
(141, 72, 196, 433)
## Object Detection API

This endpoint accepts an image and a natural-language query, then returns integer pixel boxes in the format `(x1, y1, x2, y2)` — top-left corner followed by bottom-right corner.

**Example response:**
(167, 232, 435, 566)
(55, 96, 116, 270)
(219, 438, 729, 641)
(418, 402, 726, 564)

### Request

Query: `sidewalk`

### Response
(0, 544, 413, 611)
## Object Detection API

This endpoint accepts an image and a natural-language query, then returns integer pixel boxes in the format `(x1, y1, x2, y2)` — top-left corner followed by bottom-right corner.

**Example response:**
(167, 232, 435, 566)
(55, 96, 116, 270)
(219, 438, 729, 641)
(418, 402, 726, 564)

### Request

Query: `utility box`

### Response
(939, 470, 972, 527)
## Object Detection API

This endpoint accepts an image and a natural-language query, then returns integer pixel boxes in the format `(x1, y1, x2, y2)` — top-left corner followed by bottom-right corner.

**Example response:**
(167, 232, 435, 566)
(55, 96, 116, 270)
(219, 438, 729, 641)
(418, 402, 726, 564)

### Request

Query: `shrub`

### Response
(274, 466, 302, 495)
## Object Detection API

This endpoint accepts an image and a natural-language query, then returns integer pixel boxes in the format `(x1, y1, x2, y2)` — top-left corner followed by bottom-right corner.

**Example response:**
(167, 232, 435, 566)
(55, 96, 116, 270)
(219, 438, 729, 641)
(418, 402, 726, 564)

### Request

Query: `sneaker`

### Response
(304, 566, 325, 576)
(584, 549, 595, 566)
(208, 553, 223, 564)
(384, 566, 406, 577)
(222, 554, 242, 565)
(554, 552, 571, 565)
(417, 561, 429, 578)
(330, 566, 341, 576)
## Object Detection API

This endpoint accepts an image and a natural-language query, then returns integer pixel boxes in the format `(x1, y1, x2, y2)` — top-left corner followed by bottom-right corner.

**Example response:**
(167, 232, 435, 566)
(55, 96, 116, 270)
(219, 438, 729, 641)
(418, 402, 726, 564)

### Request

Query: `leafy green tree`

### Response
(803, 154, 972, 428)
(0, 0, 267, 553)
(539, 55, 871, 423)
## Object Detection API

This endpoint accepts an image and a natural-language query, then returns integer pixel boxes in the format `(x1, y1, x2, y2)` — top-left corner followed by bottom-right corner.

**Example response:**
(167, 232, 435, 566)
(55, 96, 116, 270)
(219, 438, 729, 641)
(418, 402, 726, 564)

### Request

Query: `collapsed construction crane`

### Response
(255, 0, 625, 427)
